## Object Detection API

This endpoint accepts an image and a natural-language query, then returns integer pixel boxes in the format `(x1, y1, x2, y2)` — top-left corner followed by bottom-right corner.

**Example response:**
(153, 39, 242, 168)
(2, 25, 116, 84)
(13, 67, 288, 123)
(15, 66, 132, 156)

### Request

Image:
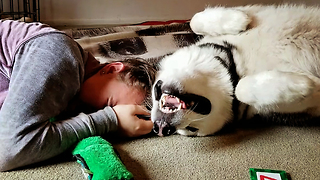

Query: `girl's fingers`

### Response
(136, 120, 154, 135)
(134, 105, 150, 115)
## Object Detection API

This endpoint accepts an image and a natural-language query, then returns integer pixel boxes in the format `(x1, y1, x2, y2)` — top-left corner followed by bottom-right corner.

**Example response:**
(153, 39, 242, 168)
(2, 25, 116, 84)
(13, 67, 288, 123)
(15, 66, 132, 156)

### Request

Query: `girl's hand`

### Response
(112, 105, 153, 137)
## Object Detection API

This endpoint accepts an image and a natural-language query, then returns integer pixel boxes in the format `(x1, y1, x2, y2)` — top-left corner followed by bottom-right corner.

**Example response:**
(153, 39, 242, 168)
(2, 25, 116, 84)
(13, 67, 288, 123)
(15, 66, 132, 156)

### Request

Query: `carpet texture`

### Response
(0, 126, 319, 179)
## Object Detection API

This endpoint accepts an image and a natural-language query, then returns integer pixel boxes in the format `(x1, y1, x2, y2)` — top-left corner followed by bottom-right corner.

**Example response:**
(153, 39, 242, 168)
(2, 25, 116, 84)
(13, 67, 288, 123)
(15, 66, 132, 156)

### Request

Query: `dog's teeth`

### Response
(159, 93, 167, 109)
(159, 100, 163, 109)
(159, 93, 183, 114)
(160, 102, 165, 109)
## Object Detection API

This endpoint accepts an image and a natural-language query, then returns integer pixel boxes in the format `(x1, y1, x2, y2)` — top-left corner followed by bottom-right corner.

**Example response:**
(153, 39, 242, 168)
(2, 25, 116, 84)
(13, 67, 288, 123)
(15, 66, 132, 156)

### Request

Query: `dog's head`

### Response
(151, 43, 237, 136)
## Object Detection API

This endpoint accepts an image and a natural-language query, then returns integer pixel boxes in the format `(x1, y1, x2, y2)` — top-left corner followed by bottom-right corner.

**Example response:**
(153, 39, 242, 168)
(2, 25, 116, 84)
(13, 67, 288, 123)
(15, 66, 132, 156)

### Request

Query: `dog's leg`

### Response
(235, 71, 316, 111)
(190, 7, 252, 36)
(177, 120, 224, 137)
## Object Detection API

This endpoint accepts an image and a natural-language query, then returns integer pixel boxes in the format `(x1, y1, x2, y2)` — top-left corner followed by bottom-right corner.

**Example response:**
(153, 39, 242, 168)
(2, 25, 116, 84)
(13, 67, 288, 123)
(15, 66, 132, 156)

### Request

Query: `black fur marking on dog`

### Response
(154, 80, 163, 101)
(198, 42, 240, 120)
(175, 93, 211, 115)
(214, 56, 229, 69)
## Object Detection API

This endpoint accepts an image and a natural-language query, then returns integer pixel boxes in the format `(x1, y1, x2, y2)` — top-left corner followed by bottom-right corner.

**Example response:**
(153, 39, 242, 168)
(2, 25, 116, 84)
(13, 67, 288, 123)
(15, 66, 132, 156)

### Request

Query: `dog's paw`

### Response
(235, 71, 316, 107)
(177, 128, 212, 137)
(177, 124, 211, 136)
(190, 7, 251, 36)
(176, 128, 198, 136)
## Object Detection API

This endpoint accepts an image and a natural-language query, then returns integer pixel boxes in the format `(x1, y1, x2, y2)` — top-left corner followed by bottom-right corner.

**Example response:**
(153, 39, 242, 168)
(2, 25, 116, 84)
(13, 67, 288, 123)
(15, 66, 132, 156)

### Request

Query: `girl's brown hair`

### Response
(116, 58, 157, 98)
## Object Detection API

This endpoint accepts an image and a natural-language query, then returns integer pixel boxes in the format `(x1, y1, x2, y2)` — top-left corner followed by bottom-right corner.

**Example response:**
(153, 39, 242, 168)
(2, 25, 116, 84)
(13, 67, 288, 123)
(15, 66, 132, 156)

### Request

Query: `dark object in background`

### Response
(0, 0, 40, 22)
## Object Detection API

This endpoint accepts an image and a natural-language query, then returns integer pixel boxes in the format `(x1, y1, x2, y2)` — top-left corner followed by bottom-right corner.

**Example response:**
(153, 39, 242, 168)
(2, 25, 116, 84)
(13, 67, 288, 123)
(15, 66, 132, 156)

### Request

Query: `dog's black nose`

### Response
(153, 121, 176, 136)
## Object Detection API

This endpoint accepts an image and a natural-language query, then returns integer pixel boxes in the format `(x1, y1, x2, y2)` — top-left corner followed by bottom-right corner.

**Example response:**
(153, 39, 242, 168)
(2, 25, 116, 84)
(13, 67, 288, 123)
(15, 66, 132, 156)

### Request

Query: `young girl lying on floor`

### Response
(0, 20, 156, 171)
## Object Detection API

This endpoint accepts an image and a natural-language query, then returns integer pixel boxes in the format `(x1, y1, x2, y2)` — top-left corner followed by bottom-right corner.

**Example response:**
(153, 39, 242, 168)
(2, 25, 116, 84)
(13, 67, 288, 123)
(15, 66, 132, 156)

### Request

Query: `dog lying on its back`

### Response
(151, 4, 320, 136)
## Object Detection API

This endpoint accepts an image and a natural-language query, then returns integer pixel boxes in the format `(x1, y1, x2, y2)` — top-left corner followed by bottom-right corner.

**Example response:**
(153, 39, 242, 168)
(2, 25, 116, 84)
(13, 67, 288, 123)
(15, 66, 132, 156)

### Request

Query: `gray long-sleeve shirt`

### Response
(0, 20, 118, 171)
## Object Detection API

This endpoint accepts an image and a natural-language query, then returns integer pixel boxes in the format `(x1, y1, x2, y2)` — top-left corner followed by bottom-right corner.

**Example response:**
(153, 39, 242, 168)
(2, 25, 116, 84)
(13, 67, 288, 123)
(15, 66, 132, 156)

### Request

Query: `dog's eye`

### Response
(154, 80, 163, 101)
(186, 126, 198, 132)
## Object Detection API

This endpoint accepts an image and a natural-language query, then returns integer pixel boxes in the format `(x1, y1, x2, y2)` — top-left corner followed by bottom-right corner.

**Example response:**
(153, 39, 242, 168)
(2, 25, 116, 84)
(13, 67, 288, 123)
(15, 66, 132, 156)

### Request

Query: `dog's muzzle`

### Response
(152, 80, 212, 136)
(153, 120, 176, 136)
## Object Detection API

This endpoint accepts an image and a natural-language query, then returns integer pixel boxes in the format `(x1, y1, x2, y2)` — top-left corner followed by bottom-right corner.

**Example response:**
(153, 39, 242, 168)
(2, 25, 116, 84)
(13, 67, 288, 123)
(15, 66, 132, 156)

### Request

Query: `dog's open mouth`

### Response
(159, 93, 187, 113)
(154, 80, 212, 115)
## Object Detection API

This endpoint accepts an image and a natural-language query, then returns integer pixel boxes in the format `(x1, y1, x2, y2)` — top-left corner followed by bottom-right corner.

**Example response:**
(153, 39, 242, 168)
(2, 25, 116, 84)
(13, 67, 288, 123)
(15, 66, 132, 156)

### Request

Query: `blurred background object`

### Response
(0, 0, 40, 22)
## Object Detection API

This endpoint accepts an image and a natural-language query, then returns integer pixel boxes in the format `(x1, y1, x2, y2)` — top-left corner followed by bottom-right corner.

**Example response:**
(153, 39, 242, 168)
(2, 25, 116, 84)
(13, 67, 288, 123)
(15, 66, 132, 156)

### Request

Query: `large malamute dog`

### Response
(151, 4, 320, 136)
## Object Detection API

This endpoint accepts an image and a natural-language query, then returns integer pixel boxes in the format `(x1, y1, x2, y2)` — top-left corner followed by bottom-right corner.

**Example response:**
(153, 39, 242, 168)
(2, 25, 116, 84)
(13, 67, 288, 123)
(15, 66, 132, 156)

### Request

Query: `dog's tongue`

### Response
(165, 96, 186, 109)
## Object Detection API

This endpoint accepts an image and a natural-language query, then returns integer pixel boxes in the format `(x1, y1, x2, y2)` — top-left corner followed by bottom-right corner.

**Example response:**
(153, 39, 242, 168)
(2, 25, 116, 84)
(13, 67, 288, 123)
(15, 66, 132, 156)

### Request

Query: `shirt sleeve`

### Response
(0, 32, 118, 171)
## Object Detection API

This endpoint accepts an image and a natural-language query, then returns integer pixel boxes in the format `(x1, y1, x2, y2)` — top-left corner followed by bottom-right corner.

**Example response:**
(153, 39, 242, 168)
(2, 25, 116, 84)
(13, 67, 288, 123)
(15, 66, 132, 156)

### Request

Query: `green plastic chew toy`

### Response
(72, 136, 133, 180)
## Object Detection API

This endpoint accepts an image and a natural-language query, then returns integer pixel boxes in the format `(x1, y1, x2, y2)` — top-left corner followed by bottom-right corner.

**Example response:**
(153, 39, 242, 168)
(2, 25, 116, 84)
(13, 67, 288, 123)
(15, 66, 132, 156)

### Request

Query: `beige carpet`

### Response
(1, 125, 319, 180)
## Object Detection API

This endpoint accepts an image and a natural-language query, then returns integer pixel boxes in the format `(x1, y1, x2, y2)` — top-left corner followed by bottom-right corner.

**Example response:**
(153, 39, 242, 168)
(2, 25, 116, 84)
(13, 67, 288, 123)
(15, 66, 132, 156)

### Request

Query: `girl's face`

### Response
(80, 62, 145, 109)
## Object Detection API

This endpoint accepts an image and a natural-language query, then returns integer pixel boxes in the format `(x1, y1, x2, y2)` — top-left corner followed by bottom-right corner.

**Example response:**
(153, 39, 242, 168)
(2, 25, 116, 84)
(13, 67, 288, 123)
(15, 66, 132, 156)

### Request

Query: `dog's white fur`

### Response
(151, 4, 320, 136)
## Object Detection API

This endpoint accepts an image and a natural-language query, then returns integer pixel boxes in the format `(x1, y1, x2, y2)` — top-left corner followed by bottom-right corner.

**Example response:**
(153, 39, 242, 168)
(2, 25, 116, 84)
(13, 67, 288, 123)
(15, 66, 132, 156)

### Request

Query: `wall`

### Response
(39, 0, 320, 26)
